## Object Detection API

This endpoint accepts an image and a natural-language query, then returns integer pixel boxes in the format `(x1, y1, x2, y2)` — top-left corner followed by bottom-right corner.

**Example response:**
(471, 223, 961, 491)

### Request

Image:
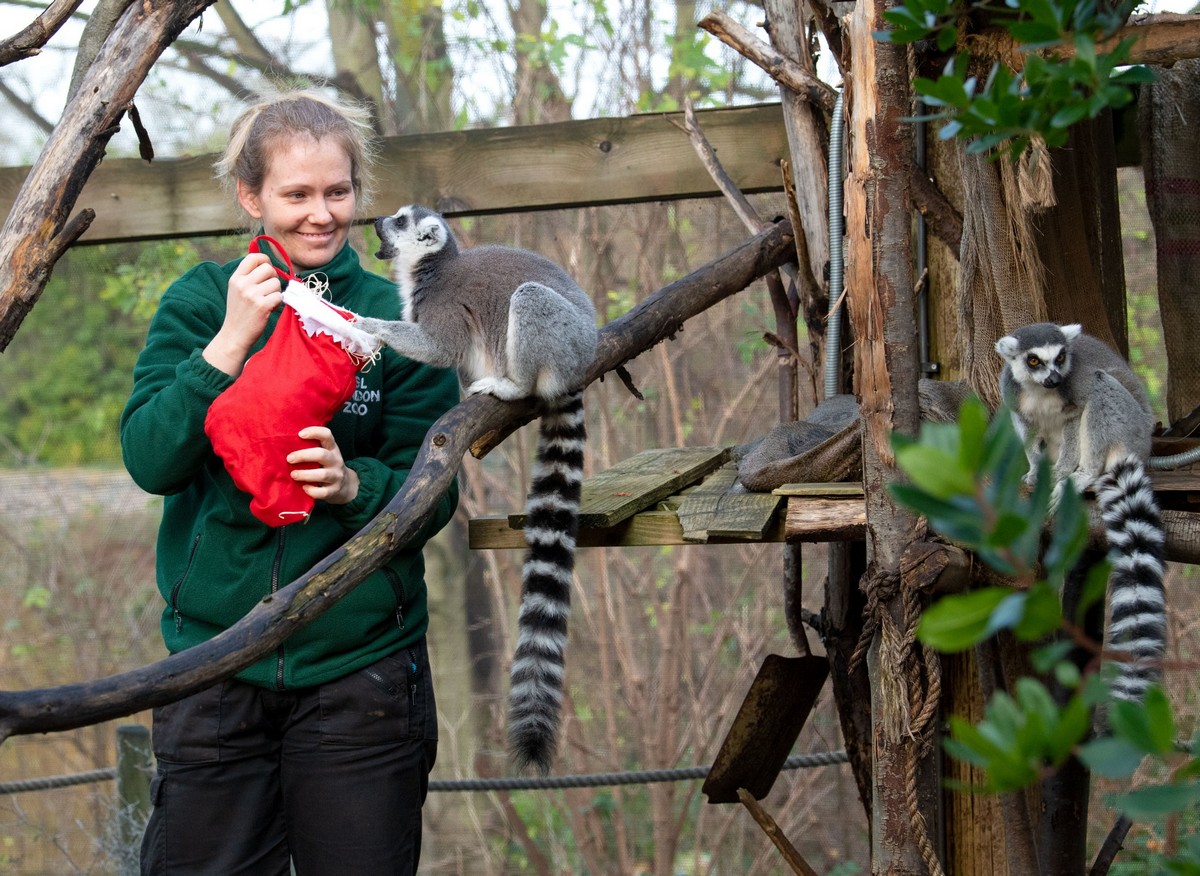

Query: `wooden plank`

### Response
(784, 497, 867, 542)
(675, 465, 783, 542)
(470, 509, 788, 550)
(676, 465, 737, 542)
(706, 494, 785, 540)
(1150, 469, 1200, 495)
(773, 482, 864, 497)
(0, 104, 788, 245)
(508, 446, 730, 530)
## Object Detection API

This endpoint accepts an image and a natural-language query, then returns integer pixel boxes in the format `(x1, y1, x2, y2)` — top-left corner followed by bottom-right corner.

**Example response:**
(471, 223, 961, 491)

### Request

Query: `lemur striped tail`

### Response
(1094, 455, 1166, 702)
(507, 390, 585, 773)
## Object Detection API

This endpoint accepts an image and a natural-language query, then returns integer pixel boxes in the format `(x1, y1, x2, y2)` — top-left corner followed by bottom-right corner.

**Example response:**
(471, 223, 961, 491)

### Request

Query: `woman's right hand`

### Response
(203, 253, 284, 376)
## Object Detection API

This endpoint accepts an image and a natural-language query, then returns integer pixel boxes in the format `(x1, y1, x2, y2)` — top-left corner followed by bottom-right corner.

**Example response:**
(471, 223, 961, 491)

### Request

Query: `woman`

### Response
(120, 89, 458, 875)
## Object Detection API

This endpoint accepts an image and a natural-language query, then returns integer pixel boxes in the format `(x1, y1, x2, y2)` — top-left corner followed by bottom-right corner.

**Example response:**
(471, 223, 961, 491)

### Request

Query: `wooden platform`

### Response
(467, 446, 865, 549)
(467, 446, 1200, 555)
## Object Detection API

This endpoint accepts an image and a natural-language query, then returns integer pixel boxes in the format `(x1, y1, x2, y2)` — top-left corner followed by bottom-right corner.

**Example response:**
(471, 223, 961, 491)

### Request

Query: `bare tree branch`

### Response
(173, 45, 260, 102)
(0, 75, 54, 134)
(212, 1, 274, 68)
(698, 10, 838, 114)
(0, 0, 85, 67)
(0, 218, 797, 742)
(0, 0, 218, 352)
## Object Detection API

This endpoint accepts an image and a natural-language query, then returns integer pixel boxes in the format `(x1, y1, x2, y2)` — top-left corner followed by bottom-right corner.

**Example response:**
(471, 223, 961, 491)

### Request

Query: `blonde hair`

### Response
(214, 87, 379, 213)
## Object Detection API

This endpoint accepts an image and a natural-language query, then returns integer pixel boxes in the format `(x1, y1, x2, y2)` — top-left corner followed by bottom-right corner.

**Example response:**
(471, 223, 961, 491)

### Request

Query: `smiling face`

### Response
(237, 134, 356, 271)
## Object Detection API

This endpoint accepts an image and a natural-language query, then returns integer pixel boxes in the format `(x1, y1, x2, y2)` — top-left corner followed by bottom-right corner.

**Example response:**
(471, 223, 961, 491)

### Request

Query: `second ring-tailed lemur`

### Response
(995, 322, 1165, 702)
(358, 205, 598, 773)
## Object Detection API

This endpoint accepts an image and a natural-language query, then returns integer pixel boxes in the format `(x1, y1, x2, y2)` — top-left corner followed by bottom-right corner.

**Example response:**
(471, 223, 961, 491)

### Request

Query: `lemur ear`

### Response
(995, 336, 1019, 358)
(417, 216, 447, 246)
(1061, 324, 1082, 340)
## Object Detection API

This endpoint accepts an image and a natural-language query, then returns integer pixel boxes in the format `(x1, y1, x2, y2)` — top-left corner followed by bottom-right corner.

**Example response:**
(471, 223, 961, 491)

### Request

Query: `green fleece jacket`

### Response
(120, 242, 459, 689)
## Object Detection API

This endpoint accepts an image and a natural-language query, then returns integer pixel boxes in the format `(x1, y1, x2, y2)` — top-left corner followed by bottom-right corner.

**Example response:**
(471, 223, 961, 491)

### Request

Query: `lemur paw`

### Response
(1070, 471, 1094, 495)
(466, 377, 527, 401)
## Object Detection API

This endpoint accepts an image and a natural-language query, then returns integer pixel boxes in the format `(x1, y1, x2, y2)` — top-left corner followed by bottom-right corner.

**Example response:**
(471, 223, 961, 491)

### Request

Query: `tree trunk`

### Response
(845, 0, 939, 872)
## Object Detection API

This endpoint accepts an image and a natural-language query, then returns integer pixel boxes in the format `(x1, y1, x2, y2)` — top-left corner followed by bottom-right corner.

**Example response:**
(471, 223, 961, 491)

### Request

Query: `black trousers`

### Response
(140, 640, 437, 875)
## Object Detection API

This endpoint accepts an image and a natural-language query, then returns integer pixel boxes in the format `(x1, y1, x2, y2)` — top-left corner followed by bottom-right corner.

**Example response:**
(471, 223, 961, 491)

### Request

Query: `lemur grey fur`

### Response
(995, 322, 1166, 702)
(358, 205, 598, 773)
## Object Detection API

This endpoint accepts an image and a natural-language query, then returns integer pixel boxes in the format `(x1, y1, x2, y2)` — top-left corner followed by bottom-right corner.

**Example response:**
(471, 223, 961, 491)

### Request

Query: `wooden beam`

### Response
(0, 104, 790, 245)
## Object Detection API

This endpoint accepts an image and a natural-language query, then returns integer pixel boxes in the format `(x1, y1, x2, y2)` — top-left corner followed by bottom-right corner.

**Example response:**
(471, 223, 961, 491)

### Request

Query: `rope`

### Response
(850, 559, 946, 876)
(0, 751, 849, 797)
(0, 767, 117, 795)
(429, 751, 849, 792)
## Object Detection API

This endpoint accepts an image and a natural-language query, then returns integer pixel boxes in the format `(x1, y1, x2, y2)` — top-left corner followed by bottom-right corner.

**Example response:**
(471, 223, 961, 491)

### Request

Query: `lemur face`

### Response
(1013, 342, 1069, 388)
(374, 205, 449, 264)
(995, 323, 1081, 390)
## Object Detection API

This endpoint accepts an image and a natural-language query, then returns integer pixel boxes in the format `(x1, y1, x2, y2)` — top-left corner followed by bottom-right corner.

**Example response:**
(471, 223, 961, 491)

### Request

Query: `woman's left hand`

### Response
(289, 427, 360, 505)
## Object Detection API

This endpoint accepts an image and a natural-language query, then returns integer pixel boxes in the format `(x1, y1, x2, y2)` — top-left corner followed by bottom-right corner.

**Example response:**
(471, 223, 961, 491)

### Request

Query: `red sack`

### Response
(204, 237, 380, 527)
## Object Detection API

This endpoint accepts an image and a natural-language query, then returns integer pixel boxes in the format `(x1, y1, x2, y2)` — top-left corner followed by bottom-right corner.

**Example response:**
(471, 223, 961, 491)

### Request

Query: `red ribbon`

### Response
(249, 235, 300, 284)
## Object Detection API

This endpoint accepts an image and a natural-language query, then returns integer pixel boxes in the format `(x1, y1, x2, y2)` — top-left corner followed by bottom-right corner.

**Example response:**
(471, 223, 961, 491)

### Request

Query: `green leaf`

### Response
(1078, 737, 1147, 778)
(1041, 480, 1089, 581)
(1013, 581, 1064, 640)
(1110, 690, 1175, 757)
(895, 443, 976, 499)
(918, 588, 1015, 651)
(887, 484, 984, 544)
(1031, 640, 1075, 673)
(936, 24, 959, 52)
(1050, 103, 1089, 128)
(956, 396, 991, 471)
(1115, 782, 1200, 819)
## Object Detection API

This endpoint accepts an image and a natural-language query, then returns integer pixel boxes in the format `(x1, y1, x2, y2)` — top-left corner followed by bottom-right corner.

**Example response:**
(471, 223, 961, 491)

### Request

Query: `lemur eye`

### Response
(1026, 355, 1041, 368)
(1055, 352, 1066, 365)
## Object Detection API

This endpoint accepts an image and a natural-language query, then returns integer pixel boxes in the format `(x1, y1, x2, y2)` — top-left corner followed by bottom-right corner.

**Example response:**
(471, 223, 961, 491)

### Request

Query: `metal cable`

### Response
(0, 767, 117, 795)
(428, 750, 850, 793)
(0, 750, 849, 796)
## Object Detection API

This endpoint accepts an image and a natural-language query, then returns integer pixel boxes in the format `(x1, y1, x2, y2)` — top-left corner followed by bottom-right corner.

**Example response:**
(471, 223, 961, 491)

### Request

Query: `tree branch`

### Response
(212, 1, 274, 68)
(0, 0, 84, 67)
(0, 219, 797, 742)
(0, 0, 218, 353)
(0, 76, 55, 135)
(698, 10, 839, 114)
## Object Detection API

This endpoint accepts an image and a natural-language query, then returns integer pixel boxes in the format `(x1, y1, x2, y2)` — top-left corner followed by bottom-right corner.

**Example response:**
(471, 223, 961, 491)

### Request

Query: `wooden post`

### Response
(116, 723, 152, 874)
(844, 0, 942, 873)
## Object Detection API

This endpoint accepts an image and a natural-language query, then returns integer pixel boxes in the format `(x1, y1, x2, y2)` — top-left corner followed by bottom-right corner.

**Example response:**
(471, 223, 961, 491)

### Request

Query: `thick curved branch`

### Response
(0, 0, 218, 352)
(0, 219, 797, 742)
(0, 0, 85, 67)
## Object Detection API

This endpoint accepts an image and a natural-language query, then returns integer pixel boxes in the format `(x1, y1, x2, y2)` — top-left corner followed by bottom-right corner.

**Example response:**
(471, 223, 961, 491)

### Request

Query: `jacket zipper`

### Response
(383, 568, 406, 631)
(170, 533, 203, 633)
(362, 666, 401, 698)
(407, 646, 419, 707)
(272, 528, 287, 690)
(365, 570, 420, 706)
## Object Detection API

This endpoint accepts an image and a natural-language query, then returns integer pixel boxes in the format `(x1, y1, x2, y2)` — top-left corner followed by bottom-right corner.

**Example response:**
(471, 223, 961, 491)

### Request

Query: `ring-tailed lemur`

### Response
(995, 322, 1166, 702)
(358, 205, 598, 773)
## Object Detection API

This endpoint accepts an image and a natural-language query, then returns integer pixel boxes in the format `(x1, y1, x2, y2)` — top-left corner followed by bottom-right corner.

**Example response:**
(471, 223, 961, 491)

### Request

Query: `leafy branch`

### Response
(876, 0, 1156, 157)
